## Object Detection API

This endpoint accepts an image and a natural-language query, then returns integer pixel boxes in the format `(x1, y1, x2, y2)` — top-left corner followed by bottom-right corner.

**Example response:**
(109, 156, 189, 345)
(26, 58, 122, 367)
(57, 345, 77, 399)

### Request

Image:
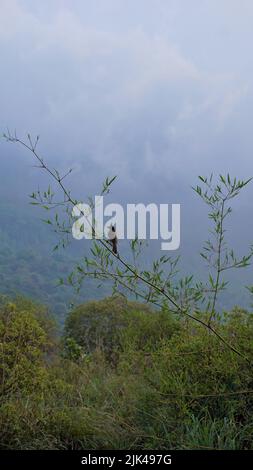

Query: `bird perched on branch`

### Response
(108, 224, 118, 255)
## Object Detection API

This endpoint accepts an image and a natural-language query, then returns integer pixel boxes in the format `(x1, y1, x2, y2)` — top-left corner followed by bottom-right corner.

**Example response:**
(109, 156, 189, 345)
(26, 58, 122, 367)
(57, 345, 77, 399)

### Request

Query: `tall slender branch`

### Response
(209, 197, 225, 324)
(4, 133, 251, 362)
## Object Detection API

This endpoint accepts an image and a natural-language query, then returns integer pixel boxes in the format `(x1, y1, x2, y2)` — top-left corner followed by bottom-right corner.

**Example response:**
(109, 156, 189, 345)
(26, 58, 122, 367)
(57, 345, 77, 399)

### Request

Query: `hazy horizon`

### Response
(1, 0, 253, 312)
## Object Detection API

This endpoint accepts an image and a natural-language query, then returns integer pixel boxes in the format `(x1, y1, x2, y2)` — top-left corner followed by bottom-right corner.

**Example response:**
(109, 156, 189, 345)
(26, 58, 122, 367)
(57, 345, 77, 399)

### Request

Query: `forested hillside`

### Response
(0, 204, 109, 322)
(0, 201, 251, 326)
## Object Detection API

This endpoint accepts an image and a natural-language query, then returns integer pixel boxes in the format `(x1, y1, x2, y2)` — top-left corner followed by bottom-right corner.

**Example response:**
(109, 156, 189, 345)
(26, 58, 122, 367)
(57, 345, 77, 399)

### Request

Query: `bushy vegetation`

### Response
(1, 295, 252, 450)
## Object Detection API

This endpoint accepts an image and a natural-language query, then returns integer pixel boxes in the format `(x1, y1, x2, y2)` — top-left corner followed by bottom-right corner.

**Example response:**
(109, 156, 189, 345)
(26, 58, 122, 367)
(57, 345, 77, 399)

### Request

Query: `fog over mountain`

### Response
(1, 0, 253, 313)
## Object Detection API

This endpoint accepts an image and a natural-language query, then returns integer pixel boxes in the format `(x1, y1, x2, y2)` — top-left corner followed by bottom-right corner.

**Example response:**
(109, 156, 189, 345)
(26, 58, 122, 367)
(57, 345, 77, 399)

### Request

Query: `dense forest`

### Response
(0, 294, 252, 450)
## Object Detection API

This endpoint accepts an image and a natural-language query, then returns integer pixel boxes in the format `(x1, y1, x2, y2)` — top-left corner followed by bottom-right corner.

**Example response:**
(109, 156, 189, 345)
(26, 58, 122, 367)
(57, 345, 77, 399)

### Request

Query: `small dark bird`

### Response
(108, 224, 118, 255)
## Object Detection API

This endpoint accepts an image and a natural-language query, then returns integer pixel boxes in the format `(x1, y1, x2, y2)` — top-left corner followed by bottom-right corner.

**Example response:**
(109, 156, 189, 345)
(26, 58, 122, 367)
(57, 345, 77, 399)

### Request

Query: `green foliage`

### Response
(193, 174, 253, 320)
(4, 133, 253, 360)
(1, 296, 253, 450)
(2, 134, 253, 449)
(0, 205, 109, 322)
(0, 296, 54, 395)
(63, 296, 178, 361)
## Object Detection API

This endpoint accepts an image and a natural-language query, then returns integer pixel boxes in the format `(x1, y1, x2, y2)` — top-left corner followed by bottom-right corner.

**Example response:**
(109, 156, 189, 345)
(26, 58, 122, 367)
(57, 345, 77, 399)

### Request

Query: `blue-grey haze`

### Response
(0, 0, 253, 315)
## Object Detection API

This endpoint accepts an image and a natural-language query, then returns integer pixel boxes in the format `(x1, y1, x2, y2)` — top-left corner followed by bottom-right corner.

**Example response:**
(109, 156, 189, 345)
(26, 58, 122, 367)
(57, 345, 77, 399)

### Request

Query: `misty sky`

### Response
(1, 0, 253, 310)
(1, 0, 253, 247)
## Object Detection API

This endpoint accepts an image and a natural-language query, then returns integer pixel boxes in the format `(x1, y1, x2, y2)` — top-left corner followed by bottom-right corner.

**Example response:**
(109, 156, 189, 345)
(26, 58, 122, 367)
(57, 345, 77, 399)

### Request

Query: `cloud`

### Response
(217, 85, 249, 128)
(0, 0, 252, 191)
